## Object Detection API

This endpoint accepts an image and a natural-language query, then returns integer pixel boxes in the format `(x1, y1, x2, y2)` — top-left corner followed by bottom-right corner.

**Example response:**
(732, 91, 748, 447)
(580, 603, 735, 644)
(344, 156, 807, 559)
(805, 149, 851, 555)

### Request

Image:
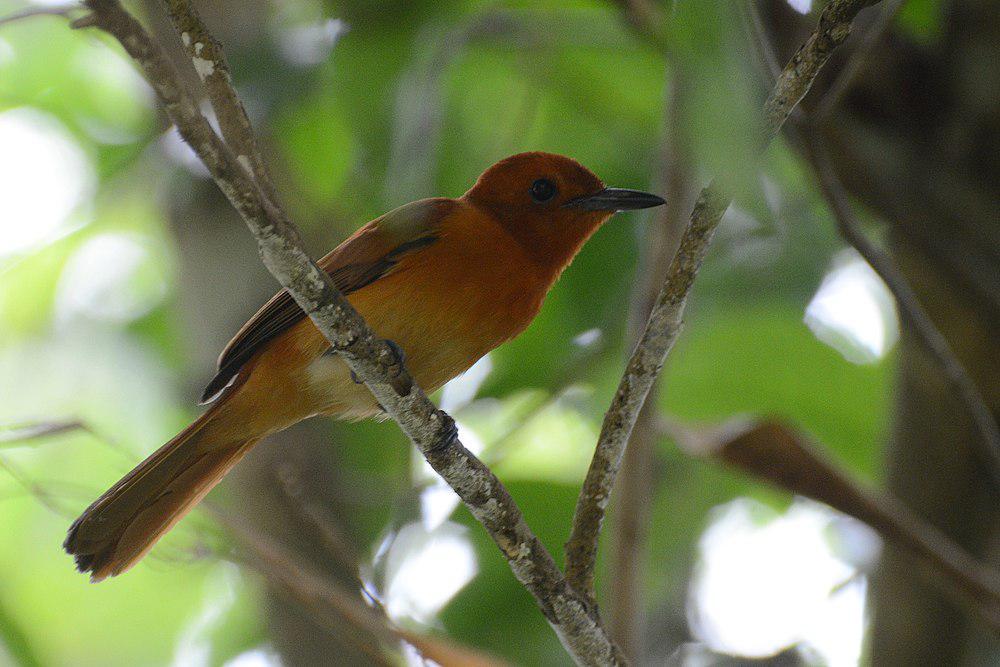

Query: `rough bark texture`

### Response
(138, 2, 379, 661)
(169, 185, 380, 666)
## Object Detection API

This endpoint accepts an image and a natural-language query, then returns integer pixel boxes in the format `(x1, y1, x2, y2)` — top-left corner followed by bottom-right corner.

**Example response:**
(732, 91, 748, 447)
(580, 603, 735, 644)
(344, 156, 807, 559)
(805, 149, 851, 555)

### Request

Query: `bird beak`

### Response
(562, 187, 666, 212)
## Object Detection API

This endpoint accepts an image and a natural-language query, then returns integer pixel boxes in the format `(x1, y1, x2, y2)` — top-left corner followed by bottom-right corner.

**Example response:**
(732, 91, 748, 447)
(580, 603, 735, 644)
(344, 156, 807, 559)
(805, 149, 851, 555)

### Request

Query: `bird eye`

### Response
(529, 178, 558, 203)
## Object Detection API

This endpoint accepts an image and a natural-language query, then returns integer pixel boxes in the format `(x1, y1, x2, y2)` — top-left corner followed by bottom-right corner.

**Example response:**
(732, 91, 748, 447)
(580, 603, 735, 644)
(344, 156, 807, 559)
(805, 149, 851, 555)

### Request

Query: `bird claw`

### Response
(384, 339, 413, 396)
(349, 340, 406, 386)
(383, 339, 406, 377)
(429, 412, 459, 453)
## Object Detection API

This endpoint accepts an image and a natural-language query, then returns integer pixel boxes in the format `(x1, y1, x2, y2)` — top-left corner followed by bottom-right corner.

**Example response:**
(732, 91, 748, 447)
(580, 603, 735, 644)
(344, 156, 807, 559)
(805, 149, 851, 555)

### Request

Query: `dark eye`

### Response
(530, 178, 558, 203)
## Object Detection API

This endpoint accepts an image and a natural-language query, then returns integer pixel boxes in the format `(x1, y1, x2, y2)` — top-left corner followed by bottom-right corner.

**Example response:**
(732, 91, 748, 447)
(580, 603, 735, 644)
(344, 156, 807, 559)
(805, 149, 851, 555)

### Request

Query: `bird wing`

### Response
(200, 198, 455, 403)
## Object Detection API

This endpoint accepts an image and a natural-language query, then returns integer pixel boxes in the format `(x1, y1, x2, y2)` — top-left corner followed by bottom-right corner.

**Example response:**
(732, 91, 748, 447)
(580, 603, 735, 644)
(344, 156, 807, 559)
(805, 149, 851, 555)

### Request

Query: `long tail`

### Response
(64, 404, 259, 582)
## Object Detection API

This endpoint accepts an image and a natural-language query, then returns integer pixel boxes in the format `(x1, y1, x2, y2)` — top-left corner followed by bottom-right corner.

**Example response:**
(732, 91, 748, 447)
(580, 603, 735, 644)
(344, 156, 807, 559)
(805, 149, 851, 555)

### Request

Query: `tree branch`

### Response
(803, 135, 1000, 489)
(0, 4, 80, 28)
(607, 66, 695, 660)
(0, 420, 86, 447)
(160, 0, 279, 203)
(216, 510, 511, 667)
(565, 0, 881, 598)
(71, 1, 621, 663)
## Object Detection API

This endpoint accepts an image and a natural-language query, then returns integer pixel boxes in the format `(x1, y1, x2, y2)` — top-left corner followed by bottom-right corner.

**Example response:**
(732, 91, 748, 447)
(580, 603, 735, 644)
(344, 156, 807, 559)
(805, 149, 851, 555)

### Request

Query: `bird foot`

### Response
(349, 339, 407, 385)
(382, 339, 406, 377)
(428, 411, 459, 453)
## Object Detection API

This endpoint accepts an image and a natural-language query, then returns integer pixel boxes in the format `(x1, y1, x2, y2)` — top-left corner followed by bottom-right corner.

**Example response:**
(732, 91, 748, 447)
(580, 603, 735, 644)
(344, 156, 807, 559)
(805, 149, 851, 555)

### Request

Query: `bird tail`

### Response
(64, 404, 259, 582)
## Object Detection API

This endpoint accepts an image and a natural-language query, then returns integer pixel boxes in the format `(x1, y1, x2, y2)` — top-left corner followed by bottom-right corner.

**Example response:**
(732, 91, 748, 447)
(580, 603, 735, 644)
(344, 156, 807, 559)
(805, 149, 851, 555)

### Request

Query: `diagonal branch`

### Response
(161, 0, 279, 203)
(670, 417, 1000, 627)
(803, 135, 1000, 488)
(71, 0, 621, 663)
(0, 4, 80, 28)
(0, 420, 86, 447)
(565, 0, 881, 598)
(216, 510, 512, 667)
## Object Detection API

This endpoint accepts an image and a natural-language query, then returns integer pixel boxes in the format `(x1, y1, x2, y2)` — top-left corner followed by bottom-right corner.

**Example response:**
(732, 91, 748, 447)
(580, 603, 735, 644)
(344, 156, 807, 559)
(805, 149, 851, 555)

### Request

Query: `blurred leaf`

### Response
(895, 0, 943, 44)
(0, 14, 153, 150)
(274, 96, 356, 208)
(666, 1, 762, 180)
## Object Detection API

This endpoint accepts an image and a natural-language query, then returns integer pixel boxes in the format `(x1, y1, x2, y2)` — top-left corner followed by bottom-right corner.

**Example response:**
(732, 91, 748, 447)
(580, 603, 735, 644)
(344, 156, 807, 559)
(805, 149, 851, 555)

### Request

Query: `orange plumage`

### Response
(64, 152, 664, 581)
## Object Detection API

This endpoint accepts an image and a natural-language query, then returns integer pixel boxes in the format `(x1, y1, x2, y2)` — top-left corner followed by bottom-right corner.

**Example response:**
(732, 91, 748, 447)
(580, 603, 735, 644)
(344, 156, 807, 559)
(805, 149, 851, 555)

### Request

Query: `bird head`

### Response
(463, 152, 665, 271)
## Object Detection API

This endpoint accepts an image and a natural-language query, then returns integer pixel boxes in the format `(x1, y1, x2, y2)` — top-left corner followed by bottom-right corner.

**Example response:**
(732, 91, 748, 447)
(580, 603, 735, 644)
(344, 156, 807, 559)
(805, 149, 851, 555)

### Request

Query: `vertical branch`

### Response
(565, 0, 881, 598)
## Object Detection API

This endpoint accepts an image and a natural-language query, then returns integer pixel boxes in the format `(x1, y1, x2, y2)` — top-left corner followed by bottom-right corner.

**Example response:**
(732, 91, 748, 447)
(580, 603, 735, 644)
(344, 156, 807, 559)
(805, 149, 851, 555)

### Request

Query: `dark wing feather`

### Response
(200, 200, 451, 403)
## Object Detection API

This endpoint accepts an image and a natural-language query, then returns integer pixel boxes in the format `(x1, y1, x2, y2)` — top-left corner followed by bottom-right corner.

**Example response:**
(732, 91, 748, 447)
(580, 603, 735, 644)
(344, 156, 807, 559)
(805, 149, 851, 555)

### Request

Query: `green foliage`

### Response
(665, 302, 891, 478)
(0, 0, 896, 664)
(895, 0, 944, 44)
(444, 480, 581, 665)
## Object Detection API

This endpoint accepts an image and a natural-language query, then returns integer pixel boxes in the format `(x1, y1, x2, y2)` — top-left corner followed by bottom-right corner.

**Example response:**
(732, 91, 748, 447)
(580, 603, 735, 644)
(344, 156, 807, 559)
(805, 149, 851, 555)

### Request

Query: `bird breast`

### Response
(304, 216, 548, 418)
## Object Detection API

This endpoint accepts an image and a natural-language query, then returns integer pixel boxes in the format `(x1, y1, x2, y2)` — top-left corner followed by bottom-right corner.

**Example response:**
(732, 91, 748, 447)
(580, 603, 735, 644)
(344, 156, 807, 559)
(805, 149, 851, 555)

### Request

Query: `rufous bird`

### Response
(64, 151, 665, 581)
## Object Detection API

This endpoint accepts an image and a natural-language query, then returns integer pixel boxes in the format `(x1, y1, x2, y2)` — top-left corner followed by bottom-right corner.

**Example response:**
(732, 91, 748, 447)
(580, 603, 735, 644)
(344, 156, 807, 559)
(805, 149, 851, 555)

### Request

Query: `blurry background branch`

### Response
(215, 510, 510, 667)
(0, 420, 87, 447)
(759, 0, 1000, 661)
(565, 0, 882, 599)
(668, 417, 1000, 628)
(803, 135, 1000, 488)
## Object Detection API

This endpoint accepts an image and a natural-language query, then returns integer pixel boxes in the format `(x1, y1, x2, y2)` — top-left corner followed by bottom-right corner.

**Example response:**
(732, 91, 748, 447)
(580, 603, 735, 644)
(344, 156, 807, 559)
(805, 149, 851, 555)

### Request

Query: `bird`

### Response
(64, 151, 665, 581)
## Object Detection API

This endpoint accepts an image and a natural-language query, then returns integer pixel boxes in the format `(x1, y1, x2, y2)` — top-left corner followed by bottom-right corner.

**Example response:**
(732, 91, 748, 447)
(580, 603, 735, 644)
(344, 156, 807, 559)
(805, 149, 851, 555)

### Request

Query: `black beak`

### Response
(563, 187, 665, 212)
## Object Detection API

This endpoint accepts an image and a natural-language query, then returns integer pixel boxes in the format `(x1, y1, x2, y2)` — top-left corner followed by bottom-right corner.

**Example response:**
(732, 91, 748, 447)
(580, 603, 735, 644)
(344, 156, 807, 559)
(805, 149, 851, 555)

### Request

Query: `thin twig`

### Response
(218, 510, 511, 667)
(565, 0, 881, 598)
(215, 511, 405, 666)
(0, 4, 79, 28)
(607, 66, 695, 660)
(745, 0, 996, 486)
(161, 0, 280, 204)
(804, 135, 1000, 488)
(276, 463, 363, 577)
(0, 420, 86, 447)
(68, 1, 621, 663)
(0, 455, 75, 517)
(669, 417, 1000, 627)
